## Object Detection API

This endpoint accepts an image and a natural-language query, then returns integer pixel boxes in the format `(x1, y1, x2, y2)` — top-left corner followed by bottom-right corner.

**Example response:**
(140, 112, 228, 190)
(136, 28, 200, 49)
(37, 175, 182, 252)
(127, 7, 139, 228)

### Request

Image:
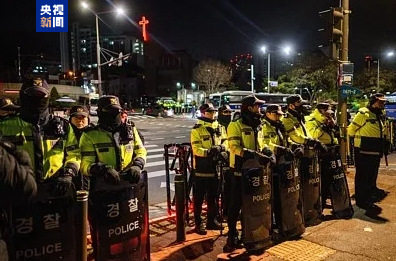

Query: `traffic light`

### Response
(318, 7, 344, 60)
(365, 55, 373, 72)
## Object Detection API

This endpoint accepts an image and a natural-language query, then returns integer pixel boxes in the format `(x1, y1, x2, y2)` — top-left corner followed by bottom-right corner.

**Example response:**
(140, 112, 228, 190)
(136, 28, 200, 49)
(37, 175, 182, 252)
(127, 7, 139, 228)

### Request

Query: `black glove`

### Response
(208, 145, 222, 156)
(104, 166, 121, 185)
(305, 138, 317, 147)
(90, 163, 107, 176)
(53, 168, 75, 196)
(129, 165, 141, 183)
(293, 146, 305, 158)
(276, 146, 294, 160)
(257, 153, 276, 166)
(243, 149, 256, 159)
(220, 151, 229, 162)
(314, 140, 328, 153)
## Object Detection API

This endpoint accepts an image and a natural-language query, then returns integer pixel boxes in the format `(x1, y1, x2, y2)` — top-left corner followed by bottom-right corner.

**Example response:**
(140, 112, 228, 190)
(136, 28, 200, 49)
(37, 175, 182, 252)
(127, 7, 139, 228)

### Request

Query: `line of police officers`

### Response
(0, 79, 147, 260)
(190, 93, 390, 252)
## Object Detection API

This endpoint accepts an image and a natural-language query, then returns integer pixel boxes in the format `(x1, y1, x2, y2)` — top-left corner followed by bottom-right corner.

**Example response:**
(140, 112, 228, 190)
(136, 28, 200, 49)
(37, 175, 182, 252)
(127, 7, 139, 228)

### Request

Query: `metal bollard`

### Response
(174, 173, 186, 242)
(76, 190, 89, 261)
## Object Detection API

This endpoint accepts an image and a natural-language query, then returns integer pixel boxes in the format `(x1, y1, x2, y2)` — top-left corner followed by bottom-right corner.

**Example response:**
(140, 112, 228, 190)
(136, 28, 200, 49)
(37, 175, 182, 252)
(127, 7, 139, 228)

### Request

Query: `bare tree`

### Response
(193, 59, 232, 93)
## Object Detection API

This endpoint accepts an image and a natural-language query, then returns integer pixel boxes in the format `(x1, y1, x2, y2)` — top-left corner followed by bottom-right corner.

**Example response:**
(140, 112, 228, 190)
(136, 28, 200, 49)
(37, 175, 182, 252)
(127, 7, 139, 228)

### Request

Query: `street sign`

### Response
(340, 85, 362, 98)
(270, 81, 278, 87)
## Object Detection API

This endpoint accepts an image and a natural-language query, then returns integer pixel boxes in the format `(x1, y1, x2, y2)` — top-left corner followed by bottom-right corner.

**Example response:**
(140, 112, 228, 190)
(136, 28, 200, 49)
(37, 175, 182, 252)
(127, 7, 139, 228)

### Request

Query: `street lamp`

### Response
(373, 51, 394, 89)
(81, 2, 125, 96)
(260, 44, 293, 93)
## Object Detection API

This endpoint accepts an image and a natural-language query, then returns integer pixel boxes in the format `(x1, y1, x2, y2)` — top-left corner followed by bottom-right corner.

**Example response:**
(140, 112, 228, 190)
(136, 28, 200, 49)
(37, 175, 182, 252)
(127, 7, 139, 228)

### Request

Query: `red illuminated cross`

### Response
(139, 16, 149, 42)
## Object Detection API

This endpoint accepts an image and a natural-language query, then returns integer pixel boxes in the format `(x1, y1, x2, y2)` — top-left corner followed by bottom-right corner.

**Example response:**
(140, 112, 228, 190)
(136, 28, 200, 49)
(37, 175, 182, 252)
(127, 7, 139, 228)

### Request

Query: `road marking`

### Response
(145, 160, 170, 168)
(160, 182, 175, 191)
(174, 136, 186, 139)
(147, 154, 164, 159)
(147, 170, 168, 178)
(145, 144, 158, 148)
(149, 137, 164, 140)
(147, 148, 164, 153)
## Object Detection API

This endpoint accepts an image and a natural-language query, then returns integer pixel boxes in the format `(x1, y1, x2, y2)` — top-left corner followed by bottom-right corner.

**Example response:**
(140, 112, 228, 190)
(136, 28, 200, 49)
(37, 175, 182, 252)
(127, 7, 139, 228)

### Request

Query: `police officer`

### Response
(347, 93, 388, 215)
(80, 95, 147, 185)
(224, 95, 275, 252)
(69, 105, 91, 142)
(68, 105, 92, 190)
(0, 139, 37, 261)
(216, 105, 233, 219)
(262, 105, 304, 235)
(0, 79, 80, 196)
(191, 103, 226, 235)
(282, 95, 327, 151)
(306, 103, 339, 208)
(0, 97, 20, 120)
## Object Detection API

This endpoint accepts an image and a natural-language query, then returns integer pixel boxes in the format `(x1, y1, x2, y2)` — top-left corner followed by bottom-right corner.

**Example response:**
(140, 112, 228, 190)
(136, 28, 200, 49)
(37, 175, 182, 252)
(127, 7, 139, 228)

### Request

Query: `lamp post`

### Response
(81, 2, 125, 96)
(260, 45, 292, 93)
(373, 51, 394, 90)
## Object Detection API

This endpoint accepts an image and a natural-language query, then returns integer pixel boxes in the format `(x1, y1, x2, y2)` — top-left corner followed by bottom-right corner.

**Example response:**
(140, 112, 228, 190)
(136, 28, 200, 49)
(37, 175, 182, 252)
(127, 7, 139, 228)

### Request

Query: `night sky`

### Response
(0, 0, 395, 69)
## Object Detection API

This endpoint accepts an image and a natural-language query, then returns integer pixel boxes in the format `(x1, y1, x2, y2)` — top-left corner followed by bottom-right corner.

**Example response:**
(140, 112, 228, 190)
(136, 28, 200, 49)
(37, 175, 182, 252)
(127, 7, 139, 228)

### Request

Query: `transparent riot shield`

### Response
(299, 148, 322, 226)
(273, 155, 305, 239)
(322, 146, 354, 218)
(8, 182, 76, 261)
(88, 171, 149, 261)
(240, 158, 272, 252)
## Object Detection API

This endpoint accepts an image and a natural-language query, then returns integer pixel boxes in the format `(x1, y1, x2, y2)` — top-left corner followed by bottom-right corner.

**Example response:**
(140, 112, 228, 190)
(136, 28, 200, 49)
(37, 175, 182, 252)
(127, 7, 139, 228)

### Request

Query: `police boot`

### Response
(206, 219, 223, 230)
(223, 230, 241, 252)
(195, 223, 207, 235)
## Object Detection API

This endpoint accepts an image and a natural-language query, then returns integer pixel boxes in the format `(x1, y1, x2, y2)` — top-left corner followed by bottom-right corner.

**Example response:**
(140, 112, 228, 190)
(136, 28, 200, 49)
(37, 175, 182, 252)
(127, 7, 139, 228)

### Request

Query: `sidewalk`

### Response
(149, 154, 396, 261)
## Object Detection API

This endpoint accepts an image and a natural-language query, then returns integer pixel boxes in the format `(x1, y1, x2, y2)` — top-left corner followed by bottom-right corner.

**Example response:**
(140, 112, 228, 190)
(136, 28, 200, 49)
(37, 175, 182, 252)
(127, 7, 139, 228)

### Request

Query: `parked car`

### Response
(145, 105, 174, 117)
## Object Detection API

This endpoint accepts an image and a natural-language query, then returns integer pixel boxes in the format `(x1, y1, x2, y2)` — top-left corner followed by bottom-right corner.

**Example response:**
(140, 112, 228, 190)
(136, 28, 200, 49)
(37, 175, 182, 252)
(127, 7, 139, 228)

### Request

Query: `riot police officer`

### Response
(306, 103, 338, 208)
(216, 105, 233, 220)
(282, 95, 327, 226)
(190, 103, 226, 235)
(0, 79, 80, 196)
(347, 93, 389, 215)
(224, 95, 274, 252)
(0, 139, 37, 261)
(80, 95, 147, 184)
(262, 104, 305, 238)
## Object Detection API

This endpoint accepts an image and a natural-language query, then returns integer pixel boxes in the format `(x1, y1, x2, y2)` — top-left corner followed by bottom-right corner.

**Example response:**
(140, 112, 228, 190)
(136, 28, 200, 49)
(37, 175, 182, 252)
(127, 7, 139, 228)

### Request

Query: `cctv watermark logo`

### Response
(36, 0, 68, 32)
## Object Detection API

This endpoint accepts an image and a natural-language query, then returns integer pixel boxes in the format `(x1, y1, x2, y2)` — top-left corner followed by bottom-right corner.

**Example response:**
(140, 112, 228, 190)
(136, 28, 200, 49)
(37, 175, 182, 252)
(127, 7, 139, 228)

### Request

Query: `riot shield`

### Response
(8, 182, 76, 261)
(89, 171, 149, 261)
(272, 155, 305, 239)
(322, 147, 354, 218)
(240, 158, 272, 252)
(299, 148, 322, 226)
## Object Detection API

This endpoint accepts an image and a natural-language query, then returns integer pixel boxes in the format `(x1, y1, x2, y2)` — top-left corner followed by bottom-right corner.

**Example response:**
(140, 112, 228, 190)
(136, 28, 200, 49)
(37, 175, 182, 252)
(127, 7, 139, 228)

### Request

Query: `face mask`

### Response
(99, 108, 122, 129)
(294, 105, 303, 113)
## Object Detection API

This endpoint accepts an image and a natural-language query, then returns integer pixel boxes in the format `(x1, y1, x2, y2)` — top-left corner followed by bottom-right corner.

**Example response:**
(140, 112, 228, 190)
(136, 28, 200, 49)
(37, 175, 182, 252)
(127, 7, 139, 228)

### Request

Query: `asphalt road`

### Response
(91, 114, 196, 205)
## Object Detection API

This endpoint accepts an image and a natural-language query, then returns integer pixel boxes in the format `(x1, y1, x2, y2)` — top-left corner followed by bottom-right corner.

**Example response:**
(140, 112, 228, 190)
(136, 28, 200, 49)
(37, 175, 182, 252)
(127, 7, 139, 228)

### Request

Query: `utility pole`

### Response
(250, 64, 255, 93)
(338, 0, 350, 169)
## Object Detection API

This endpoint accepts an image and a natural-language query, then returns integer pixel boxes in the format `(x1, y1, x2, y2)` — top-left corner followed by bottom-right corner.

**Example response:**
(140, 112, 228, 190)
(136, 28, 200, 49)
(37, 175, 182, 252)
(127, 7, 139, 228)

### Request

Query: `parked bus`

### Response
(208, 91, 292, 119)
(385, 94, 396, 119)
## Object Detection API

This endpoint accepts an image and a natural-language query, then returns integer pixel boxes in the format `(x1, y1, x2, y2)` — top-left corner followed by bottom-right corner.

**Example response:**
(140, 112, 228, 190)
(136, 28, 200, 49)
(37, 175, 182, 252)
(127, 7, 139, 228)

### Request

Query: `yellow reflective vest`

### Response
(306, 109, 338, 145)
(282, 111, 312, 145)
(347, 107, 388, 155)
(227, 118, 264, 172)
(261, 118, 288, 154)
(191, 119, 228, 177)
(80, 125, 147, 176)
(0, 116, 80, 180)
